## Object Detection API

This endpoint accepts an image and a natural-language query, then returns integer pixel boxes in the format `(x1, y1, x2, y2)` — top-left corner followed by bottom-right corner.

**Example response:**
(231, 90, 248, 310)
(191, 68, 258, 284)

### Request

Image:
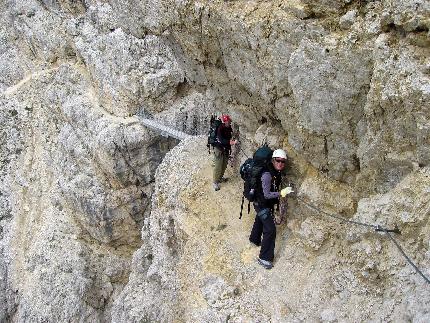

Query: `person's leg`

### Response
(249, 215, 263, 246)
(220, 150, 228, 179)
(250, 204, 263, 245)
(259, 214, 276, 262)
(213, 147, 224, 187)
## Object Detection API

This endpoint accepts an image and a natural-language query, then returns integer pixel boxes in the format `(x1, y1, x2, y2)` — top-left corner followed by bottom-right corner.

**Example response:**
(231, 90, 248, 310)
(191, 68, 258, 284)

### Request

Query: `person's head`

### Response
(272, 148, 287, 171)
(221, 114, 232, 126)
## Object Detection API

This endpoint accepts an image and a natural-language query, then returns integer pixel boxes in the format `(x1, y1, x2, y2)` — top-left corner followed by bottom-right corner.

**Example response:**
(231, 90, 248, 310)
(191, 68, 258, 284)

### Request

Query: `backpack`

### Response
(207, 115, 222, 152)
(239, 144, 273, 219)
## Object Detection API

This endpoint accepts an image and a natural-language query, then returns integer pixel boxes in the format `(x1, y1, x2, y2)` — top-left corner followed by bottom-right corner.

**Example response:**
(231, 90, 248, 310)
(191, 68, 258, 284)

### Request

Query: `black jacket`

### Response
(216, 123, 233, 151)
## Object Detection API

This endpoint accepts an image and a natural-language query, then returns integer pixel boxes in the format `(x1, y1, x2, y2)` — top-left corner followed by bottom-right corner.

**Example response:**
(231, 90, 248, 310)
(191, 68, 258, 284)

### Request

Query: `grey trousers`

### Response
(213, 147, 228, 183)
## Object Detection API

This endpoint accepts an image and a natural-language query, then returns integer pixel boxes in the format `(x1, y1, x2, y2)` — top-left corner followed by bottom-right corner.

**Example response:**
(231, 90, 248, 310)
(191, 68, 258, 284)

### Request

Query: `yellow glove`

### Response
(280, 187, 294, 198)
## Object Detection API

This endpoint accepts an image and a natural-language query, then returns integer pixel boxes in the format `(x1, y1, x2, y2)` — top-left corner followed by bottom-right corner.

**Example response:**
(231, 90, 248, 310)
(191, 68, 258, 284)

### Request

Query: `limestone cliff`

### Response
(0, 0, 429, 322)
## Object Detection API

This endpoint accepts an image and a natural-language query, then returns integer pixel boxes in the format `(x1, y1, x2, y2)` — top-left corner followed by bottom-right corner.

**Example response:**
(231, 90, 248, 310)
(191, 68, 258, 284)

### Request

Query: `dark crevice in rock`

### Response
(301, 11, 322, 20)
(413, 25, 429, 33)
(382, 23, 407, 37)
(352, 153, 361, 172)
(175, 78, 191, 99)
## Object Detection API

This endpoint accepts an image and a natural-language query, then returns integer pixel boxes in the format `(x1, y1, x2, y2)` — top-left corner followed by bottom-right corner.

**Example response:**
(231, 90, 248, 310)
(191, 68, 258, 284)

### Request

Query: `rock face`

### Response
(0, 0, 429, 322)
(113, 136, 430, 322)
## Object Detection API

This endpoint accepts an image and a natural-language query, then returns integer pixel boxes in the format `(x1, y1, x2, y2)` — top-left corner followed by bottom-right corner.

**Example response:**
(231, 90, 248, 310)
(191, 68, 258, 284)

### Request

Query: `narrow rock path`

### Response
(3, 67, 59, 96)
(174, 142, 298, 320)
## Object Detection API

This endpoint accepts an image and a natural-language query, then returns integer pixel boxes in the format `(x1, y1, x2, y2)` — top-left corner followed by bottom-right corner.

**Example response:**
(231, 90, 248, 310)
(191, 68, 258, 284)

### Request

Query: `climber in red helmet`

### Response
(212, 114, 236, 191)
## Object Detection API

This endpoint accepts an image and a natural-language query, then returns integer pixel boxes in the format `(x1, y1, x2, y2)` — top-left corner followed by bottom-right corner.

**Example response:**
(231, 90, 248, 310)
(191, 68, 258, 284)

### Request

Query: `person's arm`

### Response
(261, 172, 280, 199)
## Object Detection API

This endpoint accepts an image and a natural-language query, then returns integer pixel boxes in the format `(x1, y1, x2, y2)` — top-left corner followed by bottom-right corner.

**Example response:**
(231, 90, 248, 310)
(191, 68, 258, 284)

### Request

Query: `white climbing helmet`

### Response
(272, 149, 287, 160)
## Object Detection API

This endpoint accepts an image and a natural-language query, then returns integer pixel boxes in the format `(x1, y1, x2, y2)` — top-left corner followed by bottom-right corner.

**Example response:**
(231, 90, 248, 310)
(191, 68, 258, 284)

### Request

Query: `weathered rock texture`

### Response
(115, 136, 430, 322)
(0, 0, 429, 322)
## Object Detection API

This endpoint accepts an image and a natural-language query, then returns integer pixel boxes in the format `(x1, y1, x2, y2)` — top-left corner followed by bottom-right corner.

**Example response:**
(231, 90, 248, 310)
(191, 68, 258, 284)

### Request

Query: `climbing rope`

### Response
(296, 195, 430, 285)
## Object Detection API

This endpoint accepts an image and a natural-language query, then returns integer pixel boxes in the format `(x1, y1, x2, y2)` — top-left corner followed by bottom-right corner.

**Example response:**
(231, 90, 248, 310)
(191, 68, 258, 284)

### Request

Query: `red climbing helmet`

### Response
(221, 114, 232, 123)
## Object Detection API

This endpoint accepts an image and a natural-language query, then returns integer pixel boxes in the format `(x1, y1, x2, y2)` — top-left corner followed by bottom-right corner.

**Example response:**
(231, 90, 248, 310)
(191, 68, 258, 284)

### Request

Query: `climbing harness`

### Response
(296, 195, 430, 285)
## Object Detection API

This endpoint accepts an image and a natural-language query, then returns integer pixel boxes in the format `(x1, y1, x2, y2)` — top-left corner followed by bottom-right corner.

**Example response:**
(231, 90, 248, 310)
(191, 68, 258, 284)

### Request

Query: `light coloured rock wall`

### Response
(115, 136, 429, 322)
(131, 0, 429, 194)
(0, 0, 429, 322)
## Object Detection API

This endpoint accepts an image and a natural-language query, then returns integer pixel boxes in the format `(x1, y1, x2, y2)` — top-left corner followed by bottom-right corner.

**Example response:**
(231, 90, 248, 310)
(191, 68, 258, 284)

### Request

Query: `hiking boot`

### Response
(257, 258, 273, 270)
(213, 182, 220, 191)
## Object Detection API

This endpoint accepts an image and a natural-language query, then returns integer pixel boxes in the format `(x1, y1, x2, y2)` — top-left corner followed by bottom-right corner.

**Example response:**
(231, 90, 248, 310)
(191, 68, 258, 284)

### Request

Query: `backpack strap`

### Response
(239, 198, 253, 220)
(239, 195, 245, 219)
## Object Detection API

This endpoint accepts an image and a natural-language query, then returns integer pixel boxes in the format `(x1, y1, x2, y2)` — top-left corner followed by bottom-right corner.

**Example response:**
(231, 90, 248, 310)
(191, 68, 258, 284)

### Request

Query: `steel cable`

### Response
(296, 195, 430, 285)
(384, 230, 430, 285)
(297, 196, 378, 230)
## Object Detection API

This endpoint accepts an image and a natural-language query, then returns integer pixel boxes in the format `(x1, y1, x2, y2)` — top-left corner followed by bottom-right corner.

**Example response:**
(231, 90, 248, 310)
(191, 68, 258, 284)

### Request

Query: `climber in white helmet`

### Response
(249, 148, 293, 270)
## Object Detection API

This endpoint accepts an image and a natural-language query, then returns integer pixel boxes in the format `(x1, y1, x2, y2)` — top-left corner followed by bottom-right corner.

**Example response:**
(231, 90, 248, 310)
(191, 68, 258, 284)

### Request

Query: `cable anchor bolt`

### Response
(375, 224, 401, 234)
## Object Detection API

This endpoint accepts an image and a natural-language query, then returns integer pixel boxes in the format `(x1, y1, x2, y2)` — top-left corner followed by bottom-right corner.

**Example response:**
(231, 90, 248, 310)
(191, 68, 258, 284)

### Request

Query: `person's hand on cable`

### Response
(230, 139, 237, 146)
(280, 186, 294, 198)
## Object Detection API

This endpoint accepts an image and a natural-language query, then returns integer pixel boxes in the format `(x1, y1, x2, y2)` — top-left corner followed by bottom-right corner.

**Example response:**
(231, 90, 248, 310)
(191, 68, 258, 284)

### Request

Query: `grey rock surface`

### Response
(118, 136, 430, 322)
(0, 0, 429, 322)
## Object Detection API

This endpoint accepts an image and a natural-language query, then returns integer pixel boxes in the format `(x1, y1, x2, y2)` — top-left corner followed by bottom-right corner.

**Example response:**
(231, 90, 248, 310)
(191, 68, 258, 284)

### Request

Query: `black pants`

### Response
(249, 204, 276, 262)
